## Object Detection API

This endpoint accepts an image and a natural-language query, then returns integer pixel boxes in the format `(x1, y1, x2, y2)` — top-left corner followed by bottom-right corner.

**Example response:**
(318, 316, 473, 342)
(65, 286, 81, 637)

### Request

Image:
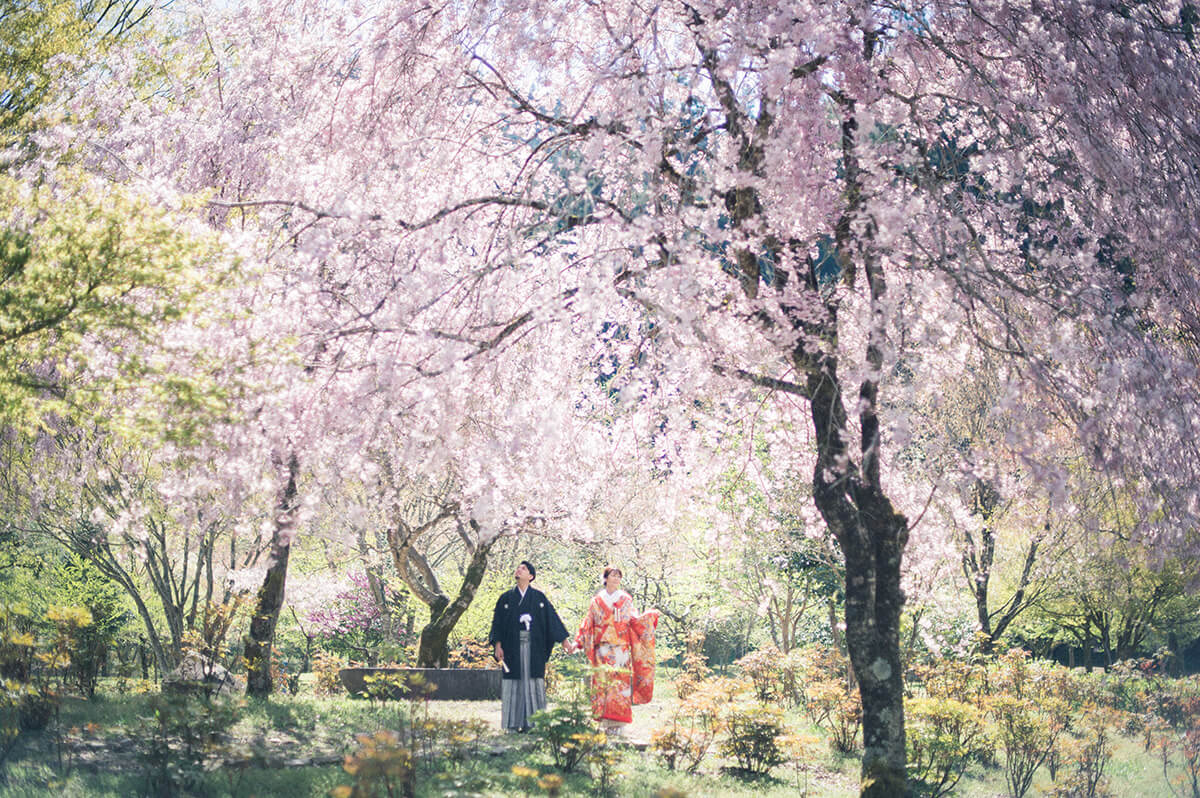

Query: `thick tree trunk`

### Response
(805, 326, 908, 797)
(243, 452, 300, 697)
(414, 537, 494, 667)
(841, 505, 908, 798)
(812, 461, 909, 796)
(415, 596, 451, 668)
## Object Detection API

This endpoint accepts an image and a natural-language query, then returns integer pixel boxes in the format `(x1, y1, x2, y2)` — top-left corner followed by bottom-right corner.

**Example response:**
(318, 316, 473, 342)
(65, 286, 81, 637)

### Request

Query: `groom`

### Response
(488, 560, 570, 731)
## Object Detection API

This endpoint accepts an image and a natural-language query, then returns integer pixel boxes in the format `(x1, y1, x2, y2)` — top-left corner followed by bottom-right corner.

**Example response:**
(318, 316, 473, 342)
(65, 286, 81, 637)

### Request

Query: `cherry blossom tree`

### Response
(0, 420, 276, 673)
(79, 0, 1200, 789)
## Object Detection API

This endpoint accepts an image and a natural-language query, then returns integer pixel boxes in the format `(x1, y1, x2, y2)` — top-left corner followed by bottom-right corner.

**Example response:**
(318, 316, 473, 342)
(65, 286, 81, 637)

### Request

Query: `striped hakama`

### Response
(500, 629, 546, 731)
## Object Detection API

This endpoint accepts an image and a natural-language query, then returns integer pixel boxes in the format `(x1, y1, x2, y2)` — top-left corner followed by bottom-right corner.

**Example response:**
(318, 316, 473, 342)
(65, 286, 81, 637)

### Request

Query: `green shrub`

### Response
(906, 696, 988, 798)
(649, 675, 738, 773)
(136, 691, 243, 797)
(1, 602, 95, 775)
(720, 704, 787, 775)
(988, 693, 1067, 798)
(910, 658, 987, 706)
(1154, 723, 1200, 798)
(313, 650, 346, 696)
(529, 704, 601, 773)
(673, 629, 712, 701)
(1049, 704, 1120, 798)
(529, 656, 602, 773)
(805, 677, 861, 753)
(52, 555, 127, 700)
(735, 647, 782, 703)
(332, 730, 414, 798)
(446, 638, 494, 669)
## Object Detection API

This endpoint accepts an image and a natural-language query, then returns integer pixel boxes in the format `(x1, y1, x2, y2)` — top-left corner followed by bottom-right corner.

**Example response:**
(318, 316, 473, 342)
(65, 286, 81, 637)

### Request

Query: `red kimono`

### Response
(574, 589, 659, 723)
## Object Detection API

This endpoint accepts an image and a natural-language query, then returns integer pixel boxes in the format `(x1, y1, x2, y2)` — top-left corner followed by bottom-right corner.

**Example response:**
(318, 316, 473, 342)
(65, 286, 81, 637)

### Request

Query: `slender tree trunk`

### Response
(243, 452, 300, 697)
(414, 537, 494, 667)
(127, 587, 174, 675)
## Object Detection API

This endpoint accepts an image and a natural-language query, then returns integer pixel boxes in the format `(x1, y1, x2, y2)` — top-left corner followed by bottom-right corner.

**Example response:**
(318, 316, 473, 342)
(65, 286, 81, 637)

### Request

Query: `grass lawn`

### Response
(0, 674, 1188, 797)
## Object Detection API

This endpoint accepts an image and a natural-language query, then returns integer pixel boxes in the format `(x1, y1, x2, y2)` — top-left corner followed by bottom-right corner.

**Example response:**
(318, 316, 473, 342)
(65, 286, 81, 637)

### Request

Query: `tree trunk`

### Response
(414, 537, 494, 667)
(813, 472, 908, 797)
(840, 507, 908, 798)
(698, 20, 905, 788)
(243, 452, 300, 697)
(805, 314, 908, 797)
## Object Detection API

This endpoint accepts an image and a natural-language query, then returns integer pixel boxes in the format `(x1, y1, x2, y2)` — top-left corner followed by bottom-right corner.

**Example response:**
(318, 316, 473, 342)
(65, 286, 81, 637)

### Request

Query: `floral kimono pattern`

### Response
(574, 590, 659, 723)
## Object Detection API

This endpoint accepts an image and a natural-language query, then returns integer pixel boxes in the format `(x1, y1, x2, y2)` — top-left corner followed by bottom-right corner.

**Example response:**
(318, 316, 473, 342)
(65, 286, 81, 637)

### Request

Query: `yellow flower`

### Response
(511, 764, 540, 780)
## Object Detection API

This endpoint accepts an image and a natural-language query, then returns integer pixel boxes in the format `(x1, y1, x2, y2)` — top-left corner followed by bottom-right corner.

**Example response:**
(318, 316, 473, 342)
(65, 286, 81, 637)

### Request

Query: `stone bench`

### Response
(338, 667, 501, 701)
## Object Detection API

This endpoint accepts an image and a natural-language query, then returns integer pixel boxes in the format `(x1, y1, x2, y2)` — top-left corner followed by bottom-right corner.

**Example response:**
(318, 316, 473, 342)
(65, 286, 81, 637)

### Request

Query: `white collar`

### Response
(517, 585, 529, 601)
(599, 589, 626, 608)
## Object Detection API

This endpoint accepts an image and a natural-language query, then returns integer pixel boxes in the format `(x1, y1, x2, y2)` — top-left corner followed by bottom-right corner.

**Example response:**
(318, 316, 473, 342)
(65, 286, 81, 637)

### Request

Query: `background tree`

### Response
(1, 423, 276, 673)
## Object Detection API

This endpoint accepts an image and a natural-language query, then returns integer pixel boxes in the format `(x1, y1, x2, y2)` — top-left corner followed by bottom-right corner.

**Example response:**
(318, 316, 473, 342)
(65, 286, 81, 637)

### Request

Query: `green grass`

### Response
(0, 678, 1191, 797)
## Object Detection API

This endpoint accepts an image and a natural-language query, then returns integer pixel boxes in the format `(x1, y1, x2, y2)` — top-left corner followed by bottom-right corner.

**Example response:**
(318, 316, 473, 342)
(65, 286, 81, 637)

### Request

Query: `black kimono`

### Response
(487, 585, 568, 681)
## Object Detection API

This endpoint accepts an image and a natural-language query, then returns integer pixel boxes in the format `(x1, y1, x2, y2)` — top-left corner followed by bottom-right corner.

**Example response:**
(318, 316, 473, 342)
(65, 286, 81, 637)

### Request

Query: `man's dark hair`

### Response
(520, 560, 536, 579)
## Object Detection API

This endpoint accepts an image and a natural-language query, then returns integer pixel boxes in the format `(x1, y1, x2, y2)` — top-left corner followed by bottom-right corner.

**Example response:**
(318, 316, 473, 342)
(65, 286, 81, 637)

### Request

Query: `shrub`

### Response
(736, 646, 782, 703)
(52, 555, 126, 700)
(438, 717, 490, 763)
(1, 602, 94, 775)
(649, 675, 738, 773)
(1151, 677, 1200, 732)
(1093, 659, 1150, 715)
(673, 628, 711, 701)
(796, 643, 852, 685)
(511, 765, 567, 797)
(447, 638, 494, 669)
(0, 679, 34, 772)
(1155, 722, 1200, 798)
(650, 725, 704, 773)
(313, 650, 346, 696)
(1180, 727, 1200, 798)
(0, 605, 34, 683)
(136, 691, 243, 797)
(530, 657, 600, 773)
(777, 648, 806, 707)
(992, 648, 1034, 700)
(779, 732, 822, 792)
(529, 705, 600, 773)
(906, 696, 989, 798)
(910, 658, 987, 707)
(720, 704, 787, 775)
(988, 693, 1067, 798)
(805, 677, 861, 753)
(1049, 705, 1120, 798)
(546, 653, 593, 703)
(332, 730, 414, 798)
(269, 648, 301, 695)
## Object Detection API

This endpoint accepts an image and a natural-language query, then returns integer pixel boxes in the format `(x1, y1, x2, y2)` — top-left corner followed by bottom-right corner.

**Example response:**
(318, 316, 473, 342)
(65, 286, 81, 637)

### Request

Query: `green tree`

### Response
(0, 175, 212, 428)
(1032, 534, 1200, 670)
(50, 553, 128, 697)
(1, 0, 212, 430)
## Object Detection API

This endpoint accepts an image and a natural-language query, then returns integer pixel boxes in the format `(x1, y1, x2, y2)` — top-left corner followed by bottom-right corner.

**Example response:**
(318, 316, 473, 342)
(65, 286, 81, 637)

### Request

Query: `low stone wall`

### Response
(338, 667, 501, 700)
